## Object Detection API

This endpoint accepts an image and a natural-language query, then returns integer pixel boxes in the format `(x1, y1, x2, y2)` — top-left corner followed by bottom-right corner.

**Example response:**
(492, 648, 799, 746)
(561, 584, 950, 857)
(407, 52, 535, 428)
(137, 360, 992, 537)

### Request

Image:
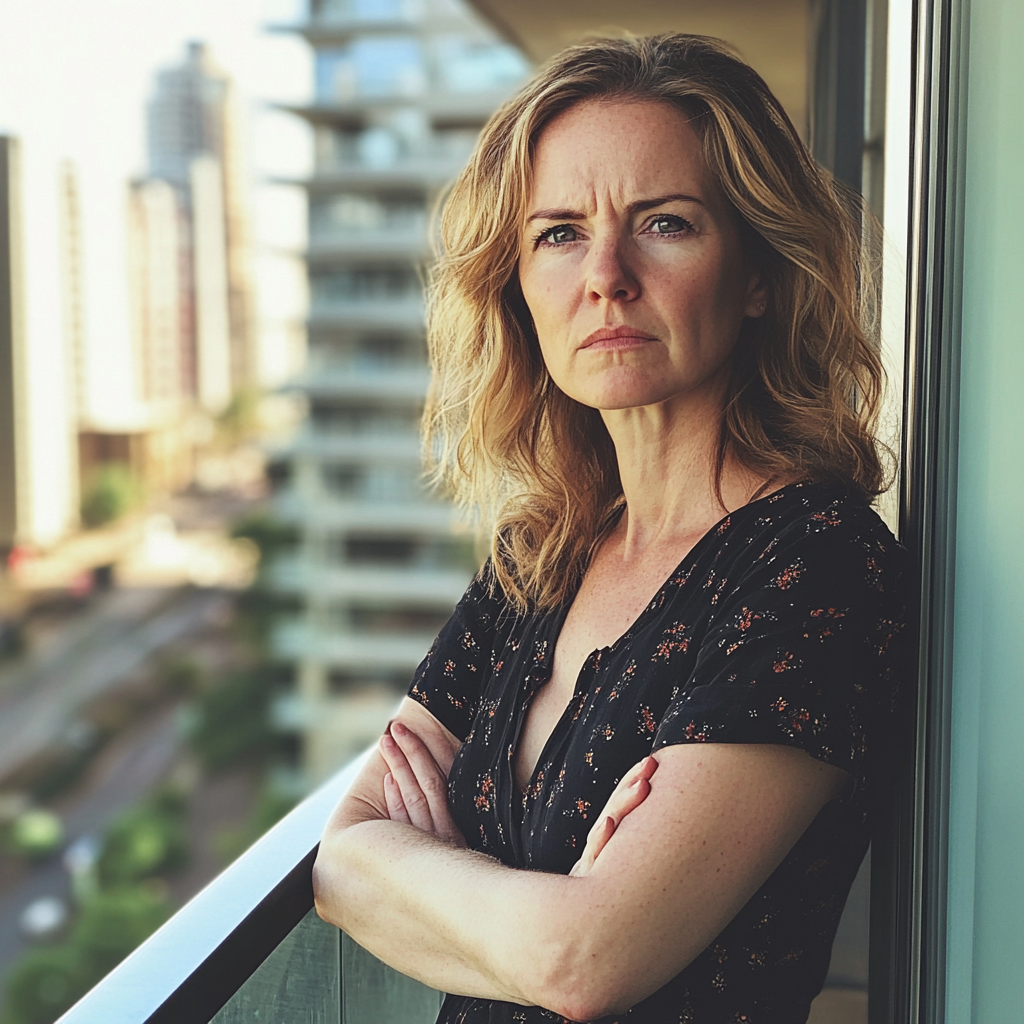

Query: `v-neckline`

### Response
(509, 479, 817, 805)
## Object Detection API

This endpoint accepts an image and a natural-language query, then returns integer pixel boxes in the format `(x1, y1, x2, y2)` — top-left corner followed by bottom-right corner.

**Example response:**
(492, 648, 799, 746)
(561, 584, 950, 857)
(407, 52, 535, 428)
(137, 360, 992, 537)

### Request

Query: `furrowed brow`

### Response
(527, 193, 704, 222)
(527, 207, 586, 222)
(628, 193, 705, 214)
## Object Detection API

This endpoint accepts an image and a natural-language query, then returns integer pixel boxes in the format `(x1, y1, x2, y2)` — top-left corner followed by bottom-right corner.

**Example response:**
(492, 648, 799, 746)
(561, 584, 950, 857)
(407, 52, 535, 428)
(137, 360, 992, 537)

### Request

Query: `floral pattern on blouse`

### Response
(408, 482, 912, 1024)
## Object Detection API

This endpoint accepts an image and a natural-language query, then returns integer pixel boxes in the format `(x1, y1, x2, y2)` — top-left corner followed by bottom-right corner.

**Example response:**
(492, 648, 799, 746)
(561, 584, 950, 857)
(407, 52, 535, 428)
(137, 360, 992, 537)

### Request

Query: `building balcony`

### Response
(286, 363, 430, 401)
(267, 558, 470, 604)
(280, 91, 507, 128)
(53, 751, 444, 1023)
(272, 11, 474, 45)
(282, 430, 423, 463)
(308, 296, 425, 331)
(273, 619, 441, 671)
(298, 159, 467, 190)
(306, 231, 431, 263)
(274, 492, 461, 534)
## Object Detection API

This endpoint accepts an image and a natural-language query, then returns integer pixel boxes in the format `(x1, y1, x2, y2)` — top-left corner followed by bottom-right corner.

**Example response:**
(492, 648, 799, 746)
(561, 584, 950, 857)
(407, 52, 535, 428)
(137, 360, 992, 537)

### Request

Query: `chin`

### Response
(566, 366, 682, 411)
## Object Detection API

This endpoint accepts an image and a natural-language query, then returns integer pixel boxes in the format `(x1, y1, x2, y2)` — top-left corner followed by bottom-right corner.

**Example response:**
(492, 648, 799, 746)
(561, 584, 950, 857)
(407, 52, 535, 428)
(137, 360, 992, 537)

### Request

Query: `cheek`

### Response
(520, 258, 578, 326)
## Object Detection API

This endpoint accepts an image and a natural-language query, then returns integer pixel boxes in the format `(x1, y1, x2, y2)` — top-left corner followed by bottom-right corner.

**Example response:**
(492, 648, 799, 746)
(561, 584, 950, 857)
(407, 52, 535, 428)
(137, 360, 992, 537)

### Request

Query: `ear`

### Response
(743, 270, 769, 319)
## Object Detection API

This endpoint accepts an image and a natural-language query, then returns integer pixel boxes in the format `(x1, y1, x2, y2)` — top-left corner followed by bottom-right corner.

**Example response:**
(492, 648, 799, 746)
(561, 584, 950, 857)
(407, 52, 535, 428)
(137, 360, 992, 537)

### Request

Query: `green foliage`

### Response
(230, 511, 298, 563)
(1, 944, 86, 1024)
(1, 886, 169, 1024)
(9, 811, 64, 860)
(216, 386, 262, 445)
(96, 789, 188, 888)
(155, 655, 206, 698)
(232, 587, 300, 654)
(215, 780, 298, 866)
(187, 666, 286, 773)
(70, 885, 170, 978)
(80, 464, 141, 528)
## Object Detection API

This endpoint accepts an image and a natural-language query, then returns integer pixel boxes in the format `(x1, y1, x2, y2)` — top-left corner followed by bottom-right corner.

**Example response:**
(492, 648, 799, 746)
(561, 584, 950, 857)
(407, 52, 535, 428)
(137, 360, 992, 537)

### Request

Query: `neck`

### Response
(600, 389, 770, 562)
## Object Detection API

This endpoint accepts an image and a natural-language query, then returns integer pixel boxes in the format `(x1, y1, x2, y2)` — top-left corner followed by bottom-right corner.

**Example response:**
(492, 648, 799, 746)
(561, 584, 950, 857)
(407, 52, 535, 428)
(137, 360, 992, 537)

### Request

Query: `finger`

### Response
(611, 775, 652, 823)
(571, 815, 615, 877)
(380, 732, 434, 831)
(623, 755, 658, 787)
(383, 772, 412, 825)
(390, 722, 451, 828)
(579, 771, 654, 871)
(389, 715, 457, 776)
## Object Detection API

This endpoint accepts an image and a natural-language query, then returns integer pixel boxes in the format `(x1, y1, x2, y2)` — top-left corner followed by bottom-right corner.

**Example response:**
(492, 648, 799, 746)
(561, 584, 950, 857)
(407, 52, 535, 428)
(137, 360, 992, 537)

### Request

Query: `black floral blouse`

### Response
(408, 481, 912, 1024)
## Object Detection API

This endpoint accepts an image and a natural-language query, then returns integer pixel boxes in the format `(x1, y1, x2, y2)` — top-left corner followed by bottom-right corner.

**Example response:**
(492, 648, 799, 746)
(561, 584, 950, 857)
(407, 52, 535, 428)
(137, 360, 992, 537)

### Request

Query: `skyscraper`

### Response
(126, 177, 184, 407)
(0, 136, 30, 553)
(0, 137, 79, 550)
(143, 41, 256, 407)
(270, 0, 527, 783)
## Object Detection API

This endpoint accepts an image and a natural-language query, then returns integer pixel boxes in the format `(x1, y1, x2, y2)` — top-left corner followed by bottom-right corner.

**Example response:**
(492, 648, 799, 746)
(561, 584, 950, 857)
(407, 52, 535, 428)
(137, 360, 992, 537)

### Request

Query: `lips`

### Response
(579, 326, 660, 350)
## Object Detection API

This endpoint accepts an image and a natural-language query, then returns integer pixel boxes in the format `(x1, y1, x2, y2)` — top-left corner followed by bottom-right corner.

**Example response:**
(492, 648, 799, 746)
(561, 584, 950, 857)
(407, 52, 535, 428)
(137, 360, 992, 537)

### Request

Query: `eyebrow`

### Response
(527, 192, 705, 222)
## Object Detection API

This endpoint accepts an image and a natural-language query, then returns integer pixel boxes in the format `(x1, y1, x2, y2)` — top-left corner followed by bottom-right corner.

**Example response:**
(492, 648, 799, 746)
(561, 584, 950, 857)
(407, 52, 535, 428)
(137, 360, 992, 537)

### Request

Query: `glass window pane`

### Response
(209, 908, 340, 1024)
(432, 37, 528, 93)
(341, 932, 442, 1024)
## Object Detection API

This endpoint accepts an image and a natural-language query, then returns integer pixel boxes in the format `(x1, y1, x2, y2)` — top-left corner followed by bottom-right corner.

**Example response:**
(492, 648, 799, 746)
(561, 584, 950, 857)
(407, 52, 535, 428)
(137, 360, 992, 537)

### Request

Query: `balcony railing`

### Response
(55, 750, 443, 1024)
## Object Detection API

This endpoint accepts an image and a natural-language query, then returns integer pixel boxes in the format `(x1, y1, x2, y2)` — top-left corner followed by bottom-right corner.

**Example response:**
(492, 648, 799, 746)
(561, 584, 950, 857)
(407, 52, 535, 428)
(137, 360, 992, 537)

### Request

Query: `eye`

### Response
(644, 214, 693, 236)
(533, 223, 579, 247)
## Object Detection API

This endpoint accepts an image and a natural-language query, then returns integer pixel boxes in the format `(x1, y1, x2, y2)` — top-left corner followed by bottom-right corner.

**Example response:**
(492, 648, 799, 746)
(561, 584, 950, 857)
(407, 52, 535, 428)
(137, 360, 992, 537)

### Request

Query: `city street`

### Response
(0, 585, 226, 785)
(0, 706, 182, 987)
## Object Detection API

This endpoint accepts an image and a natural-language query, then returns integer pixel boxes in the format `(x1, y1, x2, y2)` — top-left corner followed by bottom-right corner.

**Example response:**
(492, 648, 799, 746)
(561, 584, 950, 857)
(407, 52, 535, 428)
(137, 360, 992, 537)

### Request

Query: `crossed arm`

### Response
(312, 697, 847, 1022)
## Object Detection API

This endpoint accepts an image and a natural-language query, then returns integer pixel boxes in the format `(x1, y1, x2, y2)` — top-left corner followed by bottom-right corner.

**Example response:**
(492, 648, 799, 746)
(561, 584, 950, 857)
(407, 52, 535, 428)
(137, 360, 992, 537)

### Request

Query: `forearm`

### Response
(313, 818, 575, 1007)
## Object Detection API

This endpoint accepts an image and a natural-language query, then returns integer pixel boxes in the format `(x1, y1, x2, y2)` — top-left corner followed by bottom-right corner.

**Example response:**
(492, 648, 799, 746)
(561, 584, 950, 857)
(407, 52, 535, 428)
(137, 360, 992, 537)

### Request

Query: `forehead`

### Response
(528, 98, 713, 208)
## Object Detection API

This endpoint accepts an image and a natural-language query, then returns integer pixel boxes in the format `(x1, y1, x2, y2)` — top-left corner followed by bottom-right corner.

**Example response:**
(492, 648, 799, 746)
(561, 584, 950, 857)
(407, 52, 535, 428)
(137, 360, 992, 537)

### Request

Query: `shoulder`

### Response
(722, 481, 910, 597)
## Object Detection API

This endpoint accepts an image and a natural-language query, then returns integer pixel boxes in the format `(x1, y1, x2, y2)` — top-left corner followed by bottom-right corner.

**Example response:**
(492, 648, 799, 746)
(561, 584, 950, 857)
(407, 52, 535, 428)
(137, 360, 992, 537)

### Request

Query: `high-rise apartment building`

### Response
(99, 42, 257, 497)
(271, 0, 527, 783)
(133, 41, 256, 412)
(127, 178, 184, 408)
(0, 136, 31, 554)
(0, 137, 79, 551)
(57, 161, 87, 430)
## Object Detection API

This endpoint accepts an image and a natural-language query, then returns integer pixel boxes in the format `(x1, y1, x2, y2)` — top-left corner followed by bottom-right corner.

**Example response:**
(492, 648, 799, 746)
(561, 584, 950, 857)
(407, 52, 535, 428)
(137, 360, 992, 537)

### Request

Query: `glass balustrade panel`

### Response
(209, 908, 340, 1024)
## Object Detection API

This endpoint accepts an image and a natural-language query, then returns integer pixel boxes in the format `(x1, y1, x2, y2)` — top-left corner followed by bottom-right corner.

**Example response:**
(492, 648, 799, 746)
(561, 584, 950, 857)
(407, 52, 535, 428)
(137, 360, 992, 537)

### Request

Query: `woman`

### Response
(313, 34, 911, 1024)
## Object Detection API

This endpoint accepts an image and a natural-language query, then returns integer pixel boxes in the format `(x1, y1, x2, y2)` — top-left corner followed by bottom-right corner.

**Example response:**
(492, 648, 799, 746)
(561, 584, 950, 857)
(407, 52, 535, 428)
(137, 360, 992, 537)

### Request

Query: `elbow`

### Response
(535, 973, 632, 1023)
(312, 830, 353, 930)
(519, 930, 636, 1022)
(545, 981, 632, 1023)
(311, 844, 337, 926)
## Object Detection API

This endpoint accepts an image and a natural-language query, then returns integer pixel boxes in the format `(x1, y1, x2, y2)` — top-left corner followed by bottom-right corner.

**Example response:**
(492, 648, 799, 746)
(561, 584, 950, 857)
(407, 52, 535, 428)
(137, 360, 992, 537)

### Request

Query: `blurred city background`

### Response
(0, 1, 527, 1020)
(0, 2, 881, 1023)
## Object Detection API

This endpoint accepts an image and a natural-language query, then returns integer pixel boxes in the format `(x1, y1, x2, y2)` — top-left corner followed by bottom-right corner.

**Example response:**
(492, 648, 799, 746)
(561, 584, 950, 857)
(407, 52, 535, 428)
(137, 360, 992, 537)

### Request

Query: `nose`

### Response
(584, 235, 640, 304)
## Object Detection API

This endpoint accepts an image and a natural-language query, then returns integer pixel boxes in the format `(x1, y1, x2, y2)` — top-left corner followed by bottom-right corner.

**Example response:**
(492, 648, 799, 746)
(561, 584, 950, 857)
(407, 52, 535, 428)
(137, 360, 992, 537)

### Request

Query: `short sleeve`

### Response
(407, 560, 504, 741)
(654, 508, 911, 783)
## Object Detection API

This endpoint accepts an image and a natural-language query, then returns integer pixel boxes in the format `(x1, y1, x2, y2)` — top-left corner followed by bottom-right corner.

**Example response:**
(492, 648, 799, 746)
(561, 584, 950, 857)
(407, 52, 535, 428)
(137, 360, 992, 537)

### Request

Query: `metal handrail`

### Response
(55, 751, 370, 1024)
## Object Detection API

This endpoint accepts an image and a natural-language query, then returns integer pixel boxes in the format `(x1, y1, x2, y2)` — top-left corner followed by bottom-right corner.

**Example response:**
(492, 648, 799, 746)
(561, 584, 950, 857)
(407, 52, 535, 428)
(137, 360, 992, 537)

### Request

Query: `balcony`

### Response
(268, 559, 470, 604)
(52, 751, 444, 1023)
(306, 231, 432, 263)
(287, 363, 431, 402)
(299, 159, 467, 191)
(282, 431, 423, 463)
(308, 296, 425, 332)
(274, 492, 460, 533)
(273, 619, 441, 671)
(281, 92, 508, 129)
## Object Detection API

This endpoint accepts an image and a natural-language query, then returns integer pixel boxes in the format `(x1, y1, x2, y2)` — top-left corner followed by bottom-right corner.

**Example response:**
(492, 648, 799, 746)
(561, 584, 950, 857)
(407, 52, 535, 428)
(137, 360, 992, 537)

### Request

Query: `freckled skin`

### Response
(514, 99, 770, 793)
(518, 98, 767, 418)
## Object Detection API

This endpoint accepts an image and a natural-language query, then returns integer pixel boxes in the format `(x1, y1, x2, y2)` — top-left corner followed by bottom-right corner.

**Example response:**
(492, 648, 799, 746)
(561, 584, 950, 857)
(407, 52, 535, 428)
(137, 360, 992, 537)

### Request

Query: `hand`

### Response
(569, 755, 658, 877)
(379, 721, 467, 848)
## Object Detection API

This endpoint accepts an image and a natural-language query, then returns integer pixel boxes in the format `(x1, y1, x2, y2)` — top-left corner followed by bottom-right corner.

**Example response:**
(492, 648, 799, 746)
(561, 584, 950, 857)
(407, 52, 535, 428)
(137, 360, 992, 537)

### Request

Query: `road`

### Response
(0, 586, 225, 784)
(0, 707, 183, 987)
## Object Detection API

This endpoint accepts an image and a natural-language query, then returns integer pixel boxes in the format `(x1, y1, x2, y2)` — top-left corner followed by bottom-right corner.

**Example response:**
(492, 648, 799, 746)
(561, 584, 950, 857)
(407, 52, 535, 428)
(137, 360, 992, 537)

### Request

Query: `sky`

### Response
(0, 0, 313, 434)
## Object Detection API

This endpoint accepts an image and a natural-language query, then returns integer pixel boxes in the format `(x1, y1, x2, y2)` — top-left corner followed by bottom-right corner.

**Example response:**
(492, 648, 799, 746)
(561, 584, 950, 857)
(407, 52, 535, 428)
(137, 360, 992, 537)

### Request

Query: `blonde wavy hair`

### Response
(425, 33, 889, 613)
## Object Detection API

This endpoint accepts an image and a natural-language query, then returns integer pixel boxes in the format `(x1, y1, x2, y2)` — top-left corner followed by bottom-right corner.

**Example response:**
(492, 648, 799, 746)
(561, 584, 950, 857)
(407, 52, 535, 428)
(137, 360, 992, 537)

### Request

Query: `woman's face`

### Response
(518, 98, 766, 415)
